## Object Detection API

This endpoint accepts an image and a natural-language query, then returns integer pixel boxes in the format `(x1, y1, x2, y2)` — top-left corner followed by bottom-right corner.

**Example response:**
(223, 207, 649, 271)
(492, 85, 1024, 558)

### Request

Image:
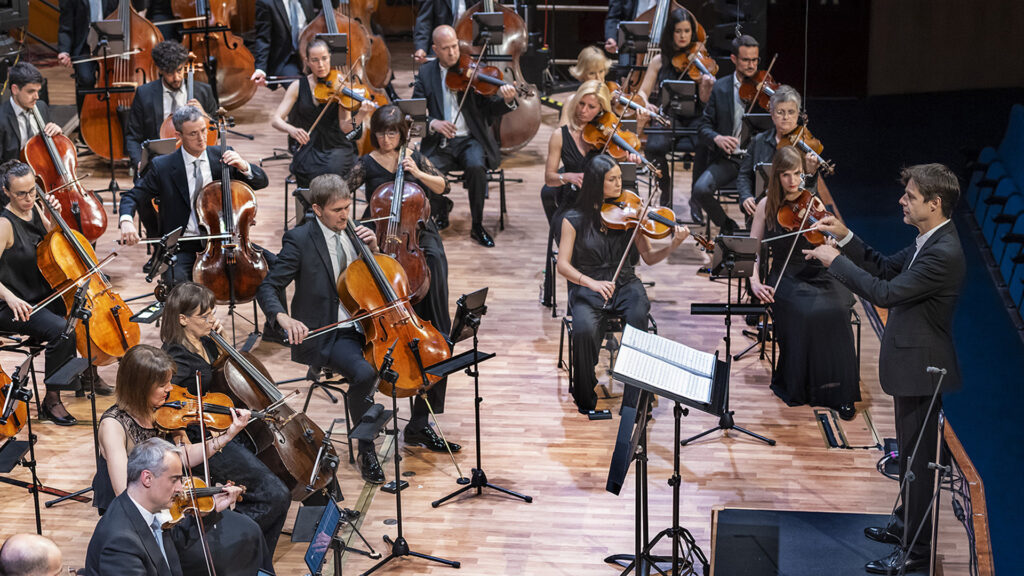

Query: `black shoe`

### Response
(470, 225, 494, 247)
(864, 525, 901, 545)
(720, 219, 739, 236)
(837, 403, 857, 421)
(865, 548, 928, 574)
(404, 426, 461, 453)
(261, 324, 289, 345)
(688, 198, 704, 225)
(358, 450, 385, 484)
(434, 198, 453, 230)
(142, 250, 159, 275)
(77, 367, 114, 397)
(40, 402, 77, 426)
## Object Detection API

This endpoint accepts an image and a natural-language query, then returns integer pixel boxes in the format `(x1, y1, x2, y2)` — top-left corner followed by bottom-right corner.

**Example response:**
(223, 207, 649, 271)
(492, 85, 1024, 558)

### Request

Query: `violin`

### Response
(173, 0, 257, 110)
(778, 125, 836, 176)
(192, 113, 268, 305)
(444, 52, 533, 99)
(158, 55, 218, 147)
(606, 81, 669, 127)
(369, 145, 430, 304)
(776, 188, 837, 246)
(601, 191, 713, 250)
(337, 219, 450, 398)
(0, 365, 27, 439)
(624, 0, 707, 93)
(313, 71, 388, 109)
(738, 70, 779, 112)
(582, 111, 661, 177)
(21, 106, 108, 244)
(153, 384, 269, 432)
(671, 42, 719, 81)
(165, 477, 246, 528)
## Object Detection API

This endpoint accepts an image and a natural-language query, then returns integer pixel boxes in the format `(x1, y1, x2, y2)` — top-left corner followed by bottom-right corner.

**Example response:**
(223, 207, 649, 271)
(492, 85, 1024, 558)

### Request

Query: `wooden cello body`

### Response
(173, 0, 258, 110)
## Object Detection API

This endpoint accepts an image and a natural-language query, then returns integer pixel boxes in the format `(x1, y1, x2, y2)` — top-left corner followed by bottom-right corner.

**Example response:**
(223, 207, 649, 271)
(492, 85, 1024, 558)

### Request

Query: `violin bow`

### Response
(451, 39, 491, 130)
(175, 434, 217, 576)
(745, 53, 778, 116)
(768, 187, 815, 294)
(602, 185, 659, 309)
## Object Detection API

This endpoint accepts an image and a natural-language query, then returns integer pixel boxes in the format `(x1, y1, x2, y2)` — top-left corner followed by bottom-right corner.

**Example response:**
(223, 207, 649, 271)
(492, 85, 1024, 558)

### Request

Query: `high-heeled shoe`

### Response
(40, 402, 77, 426)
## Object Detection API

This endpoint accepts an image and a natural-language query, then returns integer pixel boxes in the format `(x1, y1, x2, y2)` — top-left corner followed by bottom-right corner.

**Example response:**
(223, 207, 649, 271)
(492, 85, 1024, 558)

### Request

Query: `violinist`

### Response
(747, 146, 858, 419)
(412, 0, 479, 64)
(636, 7, 714, 213)
(556, 154, 689, 414)
(125, 41, 217, 175)
(694, 34, 761, 236)
(270, 37, 374, 186)
(90, 345, 271, 576)
(413, 25, 518, 247)
(0, 63, 62, 167)
(160, 282, 290, 557)
(56, 0, 118, 111)
(0, 160, 83, 426)
(250, 0, 315, 88)
(557, 46, 613, 128)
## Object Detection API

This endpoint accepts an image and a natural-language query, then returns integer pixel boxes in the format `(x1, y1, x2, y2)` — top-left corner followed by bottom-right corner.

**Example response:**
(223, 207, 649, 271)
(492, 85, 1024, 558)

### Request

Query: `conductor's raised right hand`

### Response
(277, 313, 309, 345)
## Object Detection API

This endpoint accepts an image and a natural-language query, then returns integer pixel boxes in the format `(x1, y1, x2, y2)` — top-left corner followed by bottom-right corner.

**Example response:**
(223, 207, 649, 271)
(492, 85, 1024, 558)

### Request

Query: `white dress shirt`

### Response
(127, 493, 173, 568)
(634, 0, 658, 18)
(316, 216, 358, 321)
(182, 147, 214, 236)
(11, 99, 37, 147)
(163, 84, 186, 118)
(437, 64, 470, 138)
(908, 219, 950, 269)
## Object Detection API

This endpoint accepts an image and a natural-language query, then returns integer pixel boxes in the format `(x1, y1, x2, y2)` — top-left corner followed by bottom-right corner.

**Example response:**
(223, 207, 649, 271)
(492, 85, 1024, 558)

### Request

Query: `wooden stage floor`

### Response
(0, 42, 973, 574)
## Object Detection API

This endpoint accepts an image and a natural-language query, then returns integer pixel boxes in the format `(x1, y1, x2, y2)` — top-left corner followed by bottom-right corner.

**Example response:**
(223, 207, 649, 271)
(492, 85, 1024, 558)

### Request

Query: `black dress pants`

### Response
(0, 303, 77, 393)
(691, 157, 740, 230)
(425, 135, 488, 227)
(893, 393, 943, 555)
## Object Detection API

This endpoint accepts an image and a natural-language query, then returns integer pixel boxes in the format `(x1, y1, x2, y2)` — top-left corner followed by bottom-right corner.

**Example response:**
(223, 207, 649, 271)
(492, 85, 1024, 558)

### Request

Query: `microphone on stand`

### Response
(926, 366, 946, 375)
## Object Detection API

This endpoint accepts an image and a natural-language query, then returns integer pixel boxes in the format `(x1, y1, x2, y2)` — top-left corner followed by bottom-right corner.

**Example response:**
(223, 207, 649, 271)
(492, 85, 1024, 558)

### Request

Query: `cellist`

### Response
(0, 63, 62, 167)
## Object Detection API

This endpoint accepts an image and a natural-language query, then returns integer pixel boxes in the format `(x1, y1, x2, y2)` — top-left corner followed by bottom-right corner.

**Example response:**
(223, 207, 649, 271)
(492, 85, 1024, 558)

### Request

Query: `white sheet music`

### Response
(620, 326, 715, 379)
(613, 346, 712, 404)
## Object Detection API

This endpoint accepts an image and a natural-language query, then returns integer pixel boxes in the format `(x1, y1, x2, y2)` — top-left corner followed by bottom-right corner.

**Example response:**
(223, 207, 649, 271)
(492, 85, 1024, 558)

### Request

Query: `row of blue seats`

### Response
(965, 104, 1024, 316)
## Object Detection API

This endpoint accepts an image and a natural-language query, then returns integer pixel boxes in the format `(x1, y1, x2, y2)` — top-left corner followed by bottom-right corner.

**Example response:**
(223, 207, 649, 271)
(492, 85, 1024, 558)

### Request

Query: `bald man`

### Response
(0, 533, 62, 576)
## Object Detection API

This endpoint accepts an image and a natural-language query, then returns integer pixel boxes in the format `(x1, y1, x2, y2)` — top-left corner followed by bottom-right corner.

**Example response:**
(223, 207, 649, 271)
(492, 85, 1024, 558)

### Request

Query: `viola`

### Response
(738, 70, 779, 112)
(776, 188, 837, 246)
(778, 125, 836, 176)
(21, 106, 108, 244)
(368, 145, 431, 304)
(173, 0, 257, 110)
(192, 113, 268, 305)
(0, 365, 27, 439)
(157, 55, 218, 147)
(337, 219, 450, 398)
(444, 52, 533, 99)
(671, 42, 719, 81)
(602, 191, 713, 250)
(165, 477, 246, 528)
(153, 384, 269, 432)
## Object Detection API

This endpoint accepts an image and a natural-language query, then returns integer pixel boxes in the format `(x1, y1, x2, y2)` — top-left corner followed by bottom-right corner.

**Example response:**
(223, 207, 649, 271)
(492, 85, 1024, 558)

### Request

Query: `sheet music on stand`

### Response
(612, 325, 715, 410)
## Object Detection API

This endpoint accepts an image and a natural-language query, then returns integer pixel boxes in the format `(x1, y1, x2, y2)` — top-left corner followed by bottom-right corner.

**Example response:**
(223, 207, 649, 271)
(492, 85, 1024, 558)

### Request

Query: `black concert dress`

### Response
(289, 77, 359, 186)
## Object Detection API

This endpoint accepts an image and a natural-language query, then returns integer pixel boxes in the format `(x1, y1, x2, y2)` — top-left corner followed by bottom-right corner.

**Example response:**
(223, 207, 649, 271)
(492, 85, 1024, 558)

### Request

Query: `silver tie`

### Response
(150, 517, 171, 569)
(334, 233, 348, 280)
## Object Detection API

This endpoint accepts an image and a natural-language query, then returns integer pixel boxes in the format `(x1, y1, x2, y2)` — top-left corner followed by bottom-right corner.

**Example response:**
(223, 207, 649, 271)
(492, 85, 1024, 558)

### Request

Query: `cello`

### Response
(172, 0, 258, 110)
(337, 219, 450, 398)
(158, 54, 218, 147)
(21, 106, 108, 244)
(192, 113, 267, 305)
(454, 0, 540, 152)
(79, 0, 163, 161)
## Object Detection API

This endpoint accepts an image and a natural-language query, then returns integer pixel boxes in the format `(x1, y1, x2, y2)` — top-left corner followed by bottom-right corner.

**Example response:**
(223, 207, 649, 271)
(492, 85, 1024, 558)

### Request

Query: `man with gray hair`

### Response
(0, 533, 63, 576)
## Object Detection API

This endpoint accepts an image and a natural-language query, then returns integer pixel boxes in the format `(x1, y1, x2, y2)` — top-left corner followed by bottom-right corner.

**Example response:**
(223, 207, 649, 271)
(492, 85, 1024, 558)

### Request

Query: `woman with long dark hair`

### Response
(748, 146, 860, 418)
(556, 155, 690, 413)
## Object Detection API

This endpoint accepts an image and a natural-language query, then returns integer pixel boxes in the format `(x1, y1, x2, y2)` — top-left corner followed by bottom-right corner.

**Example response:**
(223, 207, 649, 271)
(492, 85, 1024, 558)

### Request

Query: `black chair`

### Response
(558, 307, 658, 400)
(445, 168, 515, 231)
(0, 333, 45, 413)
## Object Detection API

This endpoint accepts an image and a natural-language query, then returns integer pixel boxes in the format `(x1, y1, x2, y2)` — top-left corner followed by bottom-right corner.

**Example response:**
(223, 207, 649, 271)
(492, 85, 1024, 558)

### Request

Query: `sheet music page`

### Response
(620, 326, 715, 379)
(613, 345, 713, 404)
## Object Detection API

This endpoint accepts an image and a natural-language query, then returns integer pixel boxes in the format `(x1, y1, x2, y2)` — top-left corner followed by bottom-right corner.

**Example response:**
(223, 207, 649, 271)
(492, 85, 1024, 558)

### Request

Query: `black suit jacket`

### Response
(0, 100, 50, 164)
(604, 0, 638, 42)
(251, 0, 315, 75)
(58, 0, 119, 56)
(829, 222, 964, 396)
(698, 75, 741, 162)
(125, 79, 217, 169)
(257, 218, 343, 366)
(412, 58, 513, 170)
(83, 491, 184, 576)
(412, 0, 480, 53)
(119, 145, 269, 236)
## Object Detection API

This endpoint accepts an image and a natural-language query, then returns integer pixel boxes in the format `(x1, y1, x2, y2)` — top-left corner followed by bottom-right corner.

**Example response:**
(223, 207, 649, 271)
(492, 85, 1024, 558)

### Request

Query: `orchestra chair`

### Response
(276, 367, 355, 464)
(444, 167, 515, 231)
(998, 217, 1024, 284)
(986, 194, 1024, 259)
(0, 333, 45, 413)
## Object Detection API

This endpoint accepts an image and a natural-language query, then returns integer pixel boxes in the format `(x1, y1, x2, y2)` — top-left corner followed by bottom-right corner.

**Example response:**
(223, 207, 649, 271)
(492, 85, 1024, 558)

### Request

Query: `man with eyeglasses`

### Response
(694, 34, 763, 236)
(0, 533, 66, 576)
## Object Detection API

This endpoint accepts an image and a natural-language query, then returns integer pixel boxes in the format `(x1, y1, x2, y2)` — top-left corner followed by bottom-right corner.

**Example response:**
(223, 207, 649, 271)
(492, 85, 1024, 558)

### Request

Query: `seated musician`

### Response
(693, 34, 762, 235)
(125, 40, 218, 176)
(0, 63, 62, 168)
(270, 38, 373, 187)
(90, 345, 271, 576)
(160, 282, 291, 557)
(251, 0, 315, 88)
(413, 25, 518, 247)
(0, 160, 84, 425)
(412, 0, 477, 64)
(637, 7, 714, 215)
(556, 154, 690, 414)
(57, 0, 118, 111)
(748, 146, 858, 419)
(557, 46, 612, 128)
(256, 174, 461, 485)
(0, 533, 64, 576)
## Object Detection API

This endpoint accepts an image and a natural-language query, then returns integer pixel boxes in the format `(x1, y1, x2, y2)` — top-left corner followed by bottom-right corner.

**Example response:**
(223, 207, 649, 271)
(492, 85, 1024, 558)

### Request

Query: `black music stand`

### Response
(684, 237, 774, 447)
(472, 12, 505, 48)
(617, 22, 651, 58)
(178, 12, 253, 140)
(316, 33, 348, 68)
(302, 498, 379, 576)
(430, 288, 532, 508)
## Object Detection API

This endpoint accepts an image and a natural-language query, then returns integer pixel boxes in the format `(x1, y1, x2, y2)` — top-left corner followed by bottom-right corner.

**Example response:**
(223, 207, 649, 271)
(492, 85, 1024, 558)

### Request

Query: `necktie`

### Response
(289, 0, 302, 49)
(89, 0, 104, 22)
(333, 233, 348, 279)
(168, 90, 181, 114)
(150, 517, 171, 569)
(193, 158, 204, 198)
(732, 80, 744, 139)
(21, 111, 36, 144)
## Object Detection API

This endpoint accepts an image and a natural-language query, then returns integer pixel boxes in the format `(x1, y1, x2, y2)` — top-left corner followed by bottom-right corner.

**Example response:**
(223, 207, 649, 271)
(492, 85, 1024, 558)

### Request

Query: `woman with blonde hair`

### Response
(558, 46, 614, 126)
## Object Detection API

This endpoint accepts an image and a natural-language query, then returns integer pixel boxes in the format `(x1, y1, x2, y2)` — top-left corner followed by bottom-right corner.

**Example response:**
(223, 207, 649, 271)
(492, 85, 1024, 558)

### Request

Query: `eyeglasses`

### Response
(378, 129, 401, 138)
(10, 188, 37, 200)
(772, 109, 799, 118)
(190, 310, 216, 323)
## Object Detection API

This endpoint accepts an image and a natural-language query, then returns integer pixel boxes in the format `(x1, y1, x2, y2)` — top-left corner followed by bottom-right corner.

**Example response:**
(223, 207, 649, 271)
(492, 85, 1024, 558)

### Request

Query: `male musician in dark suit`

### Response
(413, 25, 517, 247)
(57, 0, 119, 111)
(250, 0, 316, 88)
(83, 438, 243, 576)
(0, 63, 62, 167)
(256, 174, 460, 485)
(412, 0, 479, 64)
(694, 34, 761, 235)
(804, 164, 964, 574)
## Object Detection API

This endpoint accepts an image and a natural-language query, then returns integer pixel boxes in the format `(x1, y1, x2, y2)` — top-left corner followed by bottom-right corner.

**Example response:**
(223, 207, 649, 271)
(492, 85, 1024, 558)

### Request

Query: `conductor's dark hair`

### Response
(8, 62, 43, 89)
(660, 8, 698, 59)
(573, 154, 619, 232)
(901, 164, 960, 218)
(369, 105, 409, 149)
(0, 160, 33, 192)
(731, 34, 759, 56)
(152, 40, 190, 74)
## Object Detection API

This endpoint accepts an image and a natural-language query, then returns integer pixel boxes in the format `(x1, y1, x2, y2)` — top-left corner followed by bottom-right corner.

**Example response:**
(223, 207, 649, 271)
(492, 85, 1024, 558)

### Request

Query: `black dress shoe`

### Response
(77, 367, 114, 397)
(470, 225, 495, 247)
(865, 548, 928, 574)
(688, 198, 704, 225)
(404, 426, 461, 453)
(837, 403, 857, 421)
(40, 403, 77, 426)
(358, 450, 385, 484)
(864, 525, 901, 545)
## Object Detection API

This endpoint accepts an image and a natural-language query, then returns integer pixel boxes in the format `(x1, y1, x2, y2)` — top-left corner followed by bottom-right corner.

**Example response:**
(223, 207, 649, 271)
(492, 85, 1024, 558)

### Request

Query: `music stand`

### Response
(617, 22, 651, 56)
(394, 99, 427, 139)
(620, 162, 638, 193)
(471, 12, 505, 47)
(661, 80, 696, 118)
(316, 33, 349, 68)
(139, 137, 178, 176)
(741, 113, 772, 143)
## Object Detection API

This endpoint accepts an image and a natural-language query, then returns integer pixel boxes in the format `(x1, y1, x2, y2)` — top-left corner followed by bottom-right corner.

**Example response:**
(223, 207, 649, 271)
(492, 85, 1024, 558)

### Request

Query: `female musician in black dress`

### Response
(0, 160, 78, 425)
(345, 105, 459, 446)
(748, 146, 859, 419)
(270, 38, 375, 186)
(160, 281, 291, 555)
(93, 344, 271, 575)
(542, 80, 608, 225)
(556, 154, 690, 413)
(637, 7, 715, 213)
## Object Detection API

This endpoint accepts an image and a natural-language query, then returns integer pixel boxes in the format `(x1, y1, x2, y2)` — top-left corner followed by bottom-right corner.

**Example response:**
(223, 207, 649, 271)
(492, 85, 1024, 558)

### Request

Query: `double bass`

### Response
(298, 0, 370, 75)
(454, 0, 540, 152)
(192, 113, 267, 305)
(173, 0, 258, 110)
(333, 0, 392, 89)
(79, 0, 163, 161)
(21, 107, 108, 244)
